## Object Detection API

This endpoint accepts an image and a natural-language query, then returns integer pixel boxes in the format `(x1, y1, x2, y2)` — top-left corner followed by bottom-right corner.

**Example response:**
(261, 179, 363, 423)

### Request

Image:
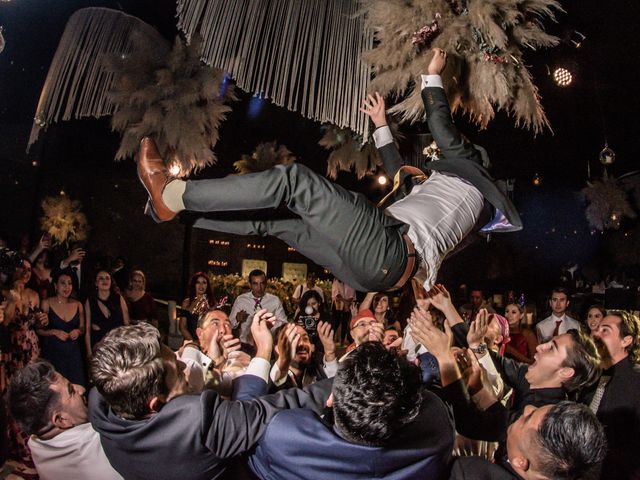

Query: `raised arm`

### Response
(361, 92, 404, 177)
(421, 48, 483, 165)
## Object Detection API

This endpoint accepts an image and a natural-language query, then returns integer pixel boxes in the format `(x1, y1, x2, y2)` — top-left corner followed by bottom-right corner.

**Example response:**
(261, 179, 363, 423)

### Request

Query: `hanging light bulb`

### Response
(168, 164, 181, 177)
(553, 67, 573, 87)
(599, 143, 616, 165)
(377, 175, 388, 186)
(532, 173, 542, 186)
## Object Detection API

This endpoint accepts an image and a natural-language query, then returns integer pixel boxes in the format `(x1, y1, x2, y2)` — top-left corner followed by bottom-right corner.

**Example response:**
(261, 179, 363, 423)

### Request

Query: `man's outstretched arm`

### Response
(421, 48, 483, 165)
(361, 93, 404, 178)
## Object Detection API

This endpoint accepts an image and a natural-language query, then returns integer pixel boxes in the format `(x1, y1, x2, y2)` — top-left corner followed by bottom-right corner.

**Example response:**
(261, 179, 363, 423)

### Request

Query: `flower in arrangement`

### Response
(233, 142, 296, 175)
(40, 196, 89, 247)
(412, 14, 442, 51)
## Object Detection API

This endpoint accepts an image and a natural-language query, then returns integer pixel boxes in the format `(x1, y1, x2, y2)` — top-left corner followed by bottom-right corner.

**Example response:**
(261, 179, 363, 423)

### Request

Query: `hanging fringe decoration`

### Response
(176, 0, 373, 138)
(359, 0, 563, 134)
(27, 8, 160, 149)
(108, 34, 236, 174)
(233, 141, 296, 174)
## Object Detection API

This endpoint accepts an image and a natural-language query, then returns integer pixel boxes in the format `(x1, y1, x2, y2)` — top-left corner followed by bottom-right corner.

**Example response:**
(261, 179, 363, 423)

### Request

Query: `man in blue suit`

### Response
(245, 342, 455, 480)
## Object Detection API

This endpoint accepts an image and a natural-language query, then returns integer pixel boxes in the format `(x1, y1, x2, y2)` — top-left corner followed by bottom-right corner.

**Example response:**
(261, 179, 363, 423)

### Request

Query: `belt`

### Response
(389, 234, 419, 291)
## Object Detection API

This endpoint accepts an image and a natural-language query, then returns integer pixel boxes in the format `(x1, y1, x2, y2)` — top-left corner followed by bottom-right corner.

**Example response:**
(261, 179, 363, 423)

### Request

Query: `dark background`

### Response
(0, 0, 638, 301)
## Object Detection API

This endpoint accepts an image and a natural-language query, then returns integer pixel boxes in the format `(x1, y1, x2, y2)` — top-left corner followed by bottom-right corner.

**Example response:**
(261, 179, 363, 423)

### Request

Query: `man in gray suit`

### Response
(137, 48, 521, 293)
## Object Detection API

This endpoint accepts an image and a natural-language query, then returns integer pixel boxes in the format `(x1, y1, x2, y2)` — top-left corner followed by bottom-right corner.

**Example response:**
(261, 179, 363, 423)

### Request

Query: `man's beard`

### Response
(292, 346, 312, 368)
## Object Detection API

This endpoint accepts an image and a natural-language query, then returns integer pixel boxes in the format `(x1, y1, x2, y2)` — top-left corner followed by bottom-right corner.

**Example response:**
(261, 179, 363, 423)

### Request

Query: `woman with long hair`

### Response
(503, 302, 538, 364)
(38, 269, 86, 386)
(361, 292, 401, 331)
(125, 270, 158, 328)
(85, 269, 130, 356)
(585, 304, 606, 333)
(179, 272, 214, 342)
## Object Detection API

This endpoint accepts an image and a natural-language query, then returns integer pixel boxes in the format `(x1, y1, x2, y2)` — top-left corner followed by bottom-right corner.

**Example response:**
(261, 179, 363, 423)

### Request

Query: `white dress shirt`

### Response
(536, 314, 581, 343)
(373, 74, 484, 291)
(229, 292, 287, 344)
(29, 423, 122, 480)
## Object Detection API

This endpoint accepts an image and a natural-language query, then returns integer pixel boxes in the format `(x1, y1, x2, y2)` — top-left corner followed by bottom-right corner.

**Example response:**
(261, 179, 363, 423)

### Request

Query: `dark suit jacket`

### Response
(580, 357, 640, 480)
(450, 456, 522, 479)
(377, 86, 522, 233)
(89, 374, 331, 480)
(247, 387, 455, 480)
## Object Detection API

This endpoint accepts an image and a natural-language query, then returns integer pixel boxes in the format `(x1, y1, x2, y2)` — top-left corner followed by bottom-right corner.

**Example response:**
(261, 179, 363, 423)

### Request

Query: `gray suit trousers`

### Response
(184, 163, 406, 292)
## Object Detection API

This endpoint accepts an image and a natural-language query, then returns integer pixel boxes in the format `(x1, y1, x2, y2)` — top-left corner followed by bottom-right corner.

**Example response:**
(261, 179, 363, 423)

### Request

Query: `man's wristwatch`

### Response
(470, 343, 487, 355)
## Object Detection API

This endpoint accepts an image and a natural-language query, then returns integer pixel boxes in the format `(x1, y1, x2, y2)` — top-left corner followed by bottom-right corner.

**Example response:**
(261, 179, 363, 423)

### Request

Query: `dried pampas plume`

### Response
(233, 142, 296, 175)
(359, 0, 562, 133)
(40, 196, 90, 247)
(583, 173, 637, 231)
(320, 123, 402, 179)
(109, 33, 237, 175)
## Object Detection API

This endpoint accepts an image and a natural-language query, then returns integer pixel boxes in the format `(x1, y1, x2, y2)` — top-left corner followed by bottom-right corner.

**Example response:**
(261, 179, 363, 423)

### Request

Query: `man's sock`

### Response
(162, 180, 186, 212)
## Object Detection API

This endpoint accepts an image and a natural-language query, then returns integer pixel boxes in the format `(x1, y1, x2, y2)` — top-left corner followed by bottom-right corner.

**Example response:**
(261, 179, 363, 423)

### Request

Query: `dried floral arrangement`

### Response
(583, 172, 638, 231)
(109, 32, 236, 175)
(233, 142, 296, 175)
(40, 196, 89, 247)
(359, 0, 563, 133)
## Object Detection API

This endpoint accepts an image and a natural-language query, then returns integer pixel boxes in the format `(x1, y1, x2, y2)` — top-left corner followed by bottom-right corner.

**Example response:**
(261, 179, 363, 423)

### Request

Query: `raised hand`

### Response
(250, 309, 276, 360)
(467, 308, 489, 350)
(426, 284, 453, 312)
(360, 92, 387, 128)
(220, 334, 241, 359)
(317, 321, 336, 362)
(427, 48, 447, 75)
(409, 305, 452, 361)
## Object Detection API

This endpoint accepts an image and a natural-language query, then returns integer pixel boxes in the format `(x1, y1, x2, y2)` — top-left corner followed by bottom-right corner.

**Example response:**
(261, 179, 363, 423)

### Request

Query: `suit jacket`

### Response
(89, 375, 331, 480)
(580, 357, 640, 480)
(377, 87, 522, 234)
(247, 387, 454, 480)
(450, 456, 522, 479)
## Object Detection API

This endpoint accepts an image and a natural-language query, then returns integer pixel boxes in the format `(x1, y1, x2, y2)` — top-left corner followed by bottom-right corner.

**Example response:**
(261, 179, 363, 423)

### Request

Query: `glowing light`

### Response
(377, 175, 388, 186)
(553, 67, 573, 87)
(169, 164, 181, 176)
(532, 173, 542, 186)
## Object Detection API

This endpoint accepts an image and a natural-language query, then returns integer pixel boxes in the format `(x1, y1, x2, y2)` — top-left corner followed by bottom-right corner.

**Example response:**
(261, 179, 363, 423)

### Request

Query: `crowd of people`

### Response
(1, 237, 639, 479)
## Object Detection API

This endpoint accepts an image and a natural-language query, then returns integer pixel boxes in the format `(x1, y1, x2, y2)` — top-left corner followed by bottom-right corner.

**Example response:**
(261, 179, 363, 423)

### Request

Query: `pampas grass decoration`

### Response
(583, 174, 637, 231)
(359, 0, 562, 133)
(40, 196, 90, 247)
(233, 142, 296, 174)
(109, 33, 237, 175)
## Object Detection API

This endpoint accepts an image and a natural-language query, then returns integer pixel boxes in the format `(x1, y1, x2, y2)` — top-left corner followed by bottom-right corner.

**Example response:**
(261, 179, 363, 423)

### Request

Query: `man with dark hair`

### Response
(88, 314, 331, 480)
(582, 310, 640, 479)
(229, 269, 286, 345)
(136, 49, 521, 294)
(409, 311, 607, 479)
(247, 342, 454, 479)
(536, 287, 580, 343)
(7, 361, 121, 480)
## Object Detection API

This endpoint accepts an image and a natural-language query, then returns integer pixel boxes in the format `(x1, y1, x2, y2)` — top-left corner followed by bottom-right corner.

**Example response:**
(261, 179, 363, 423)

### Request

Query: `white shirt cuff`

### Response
(269, 362, 288, 386)
(322, 358, 338, 379)
(372, 126, 394, 148)
(245, 357, 271, 383)
(421, 74, 444, 90)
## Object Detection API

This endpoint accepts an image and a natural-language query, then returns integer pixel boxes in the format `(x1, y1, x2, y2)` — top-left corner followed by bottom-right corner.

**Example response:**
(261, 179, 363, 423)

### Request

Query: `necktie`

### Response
(253, 297, 263, 311)
(552, 319, 562, 337)
(589, 375, 611, 413)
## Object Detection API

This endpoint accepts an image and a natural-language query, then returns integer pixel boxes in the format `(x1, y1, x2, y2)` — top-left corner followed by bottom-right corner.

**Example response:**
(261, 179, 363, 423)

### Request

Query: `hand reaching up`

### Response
(427, 48, 447, 75)
(360, 92, 387, 128)
(250, 309, 275, 360)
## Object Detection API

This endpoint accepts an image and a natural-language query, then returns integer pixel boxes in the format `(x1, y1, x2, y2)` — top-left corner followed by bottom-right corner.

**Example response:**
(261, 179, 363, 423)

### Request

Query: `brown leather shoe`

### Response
(137, 137, 177, 222)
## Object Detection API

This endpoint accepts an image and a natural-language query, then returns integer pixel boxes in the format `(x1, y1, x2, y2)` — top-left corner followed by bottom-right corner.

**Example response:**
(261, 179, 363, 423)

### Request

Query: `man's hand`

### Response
(467, 308, 489, 350)
(236, 310, 250, 324)
(360, 92, 387, 128)
(317, 321, 336, 362)
(426, 284, 453, 312)
(250, 309, 275, 361)
(409, 305, 452, 361)
(220, 334, 241, 359)
(65, 247, 86, 266)
(368, 322, 384, 343)
(427, 48, 447, 75)
(276, 323, 300, 373)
